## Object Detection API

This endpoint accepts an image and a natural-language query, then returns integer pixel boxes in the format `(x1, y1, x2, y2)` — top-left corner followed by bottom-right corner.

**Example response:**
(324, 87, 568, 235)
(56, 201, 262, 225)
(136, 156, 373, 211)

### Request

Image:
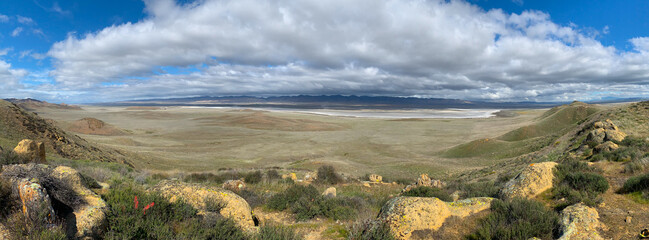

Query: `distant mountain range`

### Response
(95, 95, 646, 110)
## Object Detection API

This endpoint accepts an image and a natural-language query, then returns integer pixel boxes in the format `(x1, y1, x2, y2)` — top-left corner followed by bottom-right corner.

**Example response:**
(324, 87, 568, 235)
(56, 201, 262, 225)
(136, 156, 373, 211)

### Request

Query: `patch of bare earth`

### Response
(195, 112, 346, 131)
(594, 162, 649, 240)
(68, 117, 126, 136)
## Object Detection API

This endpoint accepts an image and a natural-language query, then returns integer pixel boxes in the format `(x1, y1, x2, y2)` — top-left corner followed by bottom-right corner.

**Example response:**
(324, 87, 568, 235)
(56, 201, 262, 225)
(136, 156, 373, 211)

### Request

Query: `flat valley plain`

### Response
(36, 106, 548, 179)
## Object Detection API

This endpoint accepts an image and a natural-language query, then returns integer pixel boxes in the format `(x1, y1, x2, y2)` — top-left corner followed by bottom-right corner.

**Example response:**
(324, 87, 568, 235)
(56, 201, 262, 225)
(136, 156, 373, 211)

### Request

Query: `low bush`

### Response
(256, 224, 302, 240)
(347, 219, 395, 240)
(468, 198, 559, 240)
(183, 172, 243, 184)
(621, 173, 649, 193)
(103, 182, 247, 239)
(316, 165, 342, 185)
(267, 185, 319, 211)
(0, 150, 29, 166)
(3, 210, 67, 240)
(245, 171, 263, 184)
(446, 180, 503, 199)
(401, 186, 452, 201)
(0, 179, 14, 217)
(267, 184, 357, 221)
(553, 159, 608, 208)
(266, 170, 281, 182)
(624, 157, 649, 174)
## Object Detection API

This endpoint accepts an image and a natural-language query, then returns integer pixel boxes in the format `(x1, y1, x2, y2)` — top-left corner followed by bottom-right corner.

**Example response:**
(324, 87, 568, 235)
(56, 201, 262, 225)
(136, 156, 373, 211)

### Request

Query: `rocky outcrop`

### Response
(403, 174, 445, 192)
(500, 162, 558, 200)
(13, 139, 46, 163)
(322, 187, 336, 198)
(558, 203, 603, 240)
(152, 181, 256, 232)
(304, 172, 317, 182)
(586, 119, 626, 144)
(369, 174, 383, 183)
(222, 179, 246, 192)
(0, 164, 109, 239)
(378, 196, 494, 240)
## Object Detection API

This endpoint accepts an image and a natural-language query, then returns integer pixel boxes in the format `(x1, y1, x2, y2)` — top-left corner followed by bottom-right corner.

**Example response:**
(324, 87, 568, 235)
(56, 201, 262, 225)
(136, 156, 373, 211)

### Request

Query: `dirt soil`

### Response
(594, 161, 649, 240)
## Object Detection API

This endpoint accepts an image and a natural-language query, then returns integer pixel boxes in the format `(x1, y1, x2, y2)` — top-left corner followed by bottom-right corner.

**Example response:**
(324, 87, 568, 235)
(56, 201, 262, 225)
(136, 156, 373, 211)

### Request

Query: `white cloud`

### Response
(16, 15, 34, 25)
(11, 27, 23, 37)
(0, 14, 8, 23)
(0, 48, 10, 56)
(45, 0, 649, 102)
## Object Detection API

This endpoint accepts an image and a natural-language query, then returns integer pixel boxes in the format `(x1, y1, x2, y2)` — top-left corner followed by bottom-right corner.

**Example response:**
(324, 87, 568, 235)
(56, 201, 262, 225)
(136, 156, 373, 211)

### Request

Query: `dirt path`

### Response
(595, 162, 649, 240)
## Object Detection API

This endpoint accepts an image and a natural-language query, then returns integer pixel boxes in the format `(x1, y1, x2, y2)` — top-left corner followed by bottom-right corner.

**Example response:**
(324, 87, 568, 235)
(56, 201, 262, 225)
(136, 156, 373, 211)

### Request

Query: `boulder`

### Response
(13, 139, 46, 163)
(378, 196, 494, 240)
(0, 164, 109, 239)
(604, 129, 626, 142)
(322, 187, 336, 198)
(594, 141, 619, 153)
(500, 162, 558, 200)
(281, 173, 297, 181)
(558, 203, 603, 240)
(369, 174, 383, 183)
(222, 179, 246, 192)
(152, 181, 256, 232)
(17, 178, 55, 224)
(304, 172, 317, 182)
(586, 129, 606, 144)
(403, 174, 446, 192)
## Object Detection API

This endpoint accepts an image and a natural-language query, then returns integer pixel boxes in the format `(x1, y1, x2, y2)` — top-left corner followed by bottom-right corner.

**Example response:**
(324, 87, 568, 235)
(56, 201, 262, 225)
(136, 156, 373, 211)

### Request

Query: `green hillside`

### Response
(442, 102, 601, 159)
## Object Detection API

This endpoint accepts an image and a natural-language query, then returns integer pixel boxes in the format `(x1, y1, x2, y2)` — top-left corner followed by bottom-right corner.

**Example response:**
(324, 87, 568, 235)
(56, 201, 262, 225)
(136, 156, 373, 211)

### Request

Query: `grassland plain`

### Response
(35, 106, 547, 179)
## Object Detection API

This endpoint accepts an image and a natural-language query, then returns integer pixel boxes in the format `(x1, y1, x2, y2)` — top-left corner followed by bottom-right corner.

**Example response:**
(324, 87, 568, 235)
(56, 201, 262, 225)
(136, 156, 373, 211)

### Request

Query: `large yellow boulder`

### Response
(13, 139, 46, 163)
(558, 203, 603, 240)
(500, 162, 558, 200)
(152, 181, 256, 232)
(378, 197, 494, 240)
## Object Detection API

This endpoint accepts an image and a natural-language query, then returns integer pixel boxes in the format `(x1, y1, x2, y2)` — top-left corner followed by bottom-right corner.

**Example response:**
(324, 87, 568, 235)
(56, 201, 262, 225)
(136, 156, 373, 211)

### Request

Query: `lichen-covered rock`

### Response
(222, 179, 246, 192)
(282, 173, 297, 181)
(322, 187, 336, 198)
(153, 181, 256, 232)
(378, 197, 494, 240)
(0, 164, 109, 239)
(304, 172, 317, 182)
(594, 141, 619, 153)
(558, 203, 603, 240)
(17, 178, 55, 224)
(500, 162, 558, 200)
(13, 139, 46, 163)
(369, 174, 383, 183)
(587, 119, 626, 143)
(403, 174, 446, 193)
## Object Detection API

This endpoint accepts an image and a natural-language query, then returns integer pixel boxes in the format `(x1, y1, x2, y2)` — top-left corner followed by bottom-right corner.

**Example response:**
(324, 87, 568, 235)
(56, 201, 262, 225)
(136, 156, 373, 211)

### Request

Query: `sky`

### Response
(0, 0, 648, 103)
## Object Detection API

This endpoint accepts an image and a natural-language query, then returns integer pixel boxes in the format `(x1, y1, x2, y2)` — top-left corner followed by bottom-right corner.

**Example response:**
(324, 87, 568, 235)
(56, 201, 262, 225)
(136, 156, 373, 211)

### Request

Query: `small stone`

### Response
(322, 187, 336, 198)
(363, 182, 371, 187)
(625, 216, 632, 224)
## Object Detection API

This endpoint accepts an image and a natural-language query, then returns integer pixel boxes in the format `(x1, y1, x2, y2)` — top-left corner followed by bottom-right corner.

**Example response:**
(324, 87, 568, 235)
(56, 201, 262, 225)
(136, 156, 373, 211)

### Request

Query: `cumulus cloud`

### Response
(0, 14, 8, 23)
(0, 60, 28, 94)
(46, 0, 649, 102)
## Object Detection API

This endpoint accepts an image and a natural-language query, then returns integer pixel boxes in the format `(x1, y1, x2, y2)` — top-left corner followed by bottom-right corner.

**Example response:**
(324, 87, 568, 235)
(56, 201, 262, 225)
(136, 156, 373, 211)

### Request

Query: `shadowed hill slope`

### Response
(4, 98, 82, 111)
(0, 100, 131, 165)
(442, 102, 601, 159)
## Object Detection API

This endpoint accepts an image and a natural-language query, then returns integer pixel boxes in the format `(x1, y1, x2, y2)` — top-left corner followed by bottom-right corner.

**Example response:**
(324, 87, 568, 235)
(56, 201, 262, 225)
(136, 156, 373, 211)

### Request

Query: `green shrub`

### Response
(245, 171, 263, 184)
(204, 197, 226, 212)
(401, 186, 452, 201)
(347, 220, 396, 240)
(447, 180, 503, 199)
(553, 159, 608, 208)
(563, 172, 609, 194)
(176, 216, 248, 240)
(468, 198, 559, 240)
(267, 185, 319, 211)
(0, 179, 14, 217)
(267, 184, 357, 221)
(266, 170, 281, 182)
(317, 165, 342, 185)
(103, 183, 210, 239)
(183, 172, 243, 184)
(621, 173, 649, 193)
(0, 150, 28, 166)
(257, 224, 302, 240)
(3, 203, 67, 240)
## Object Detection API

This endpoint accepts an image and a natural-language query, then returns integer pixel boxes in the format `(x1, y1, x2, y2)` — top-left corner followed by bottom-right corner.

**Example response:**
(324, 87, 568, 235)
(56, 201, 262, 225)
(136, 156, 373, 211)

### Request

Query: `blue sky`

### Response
(1, 0, 648, 103)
